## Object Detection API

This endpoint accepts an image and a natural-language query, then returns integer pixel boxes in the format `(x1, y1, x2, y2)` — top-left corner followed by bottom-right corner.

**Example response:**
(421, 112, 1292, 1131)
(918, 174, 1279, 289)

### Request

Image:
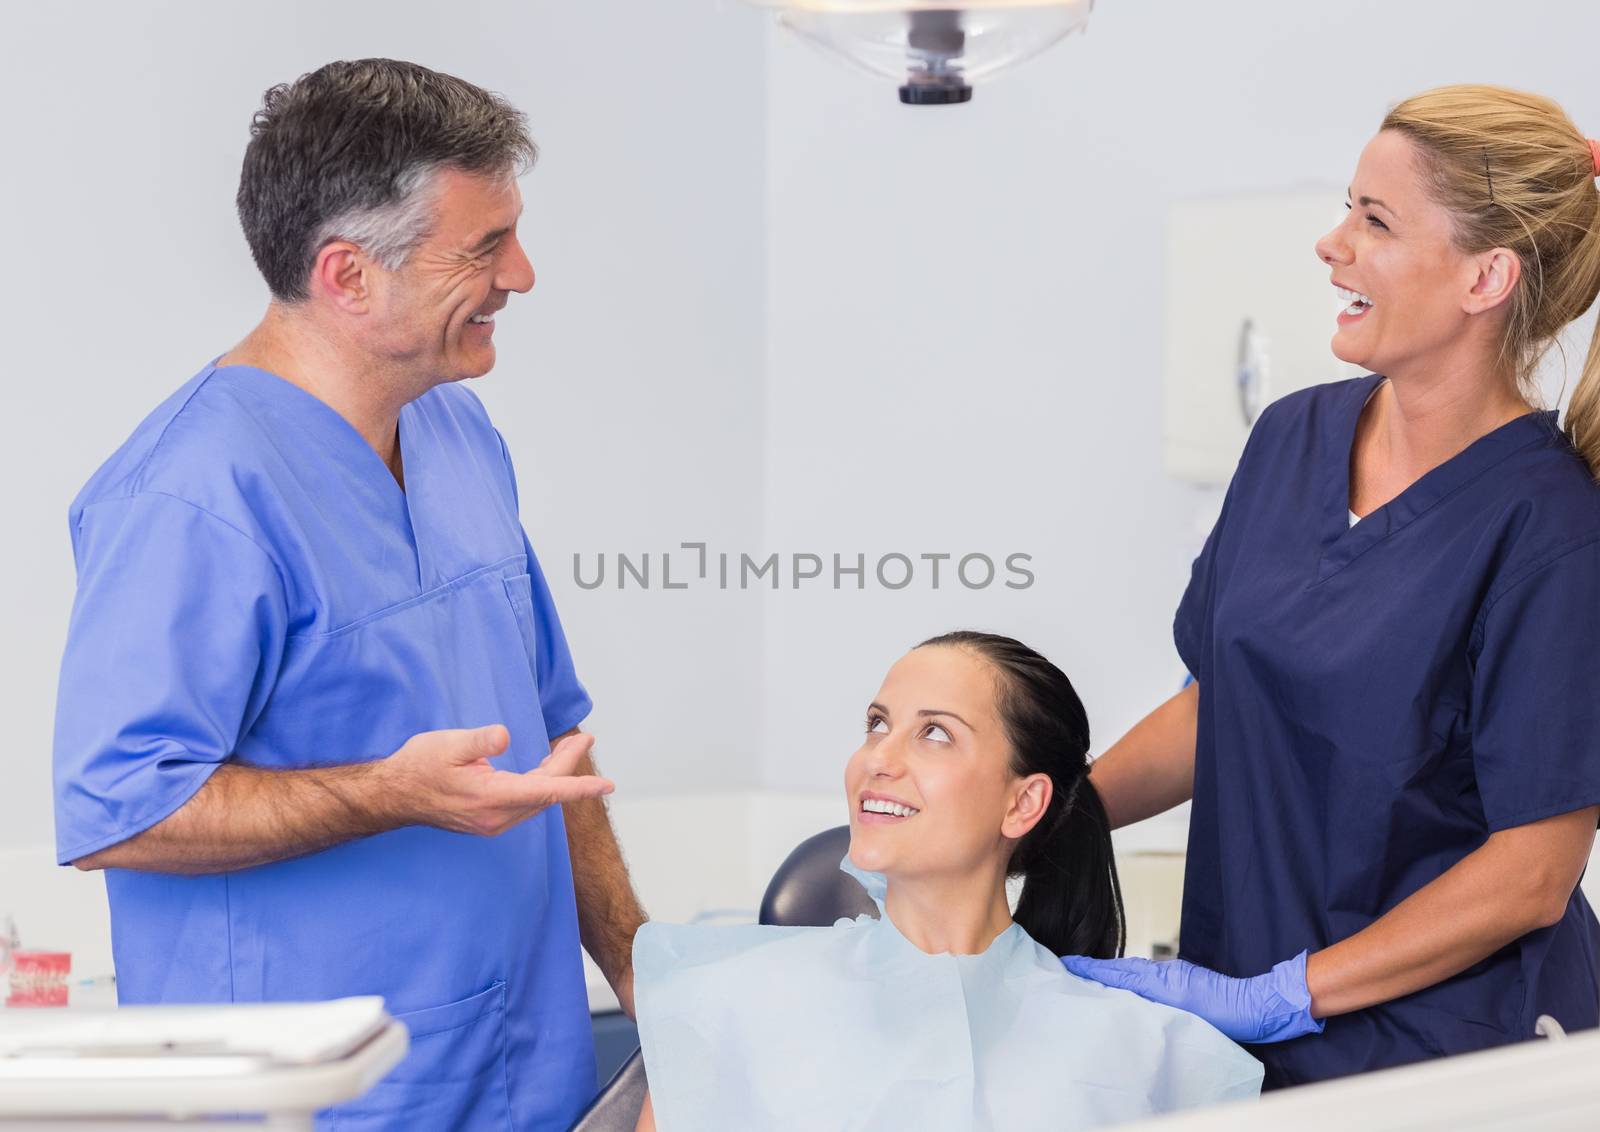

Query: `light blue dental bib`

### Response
(633, 862, 1261, 1131)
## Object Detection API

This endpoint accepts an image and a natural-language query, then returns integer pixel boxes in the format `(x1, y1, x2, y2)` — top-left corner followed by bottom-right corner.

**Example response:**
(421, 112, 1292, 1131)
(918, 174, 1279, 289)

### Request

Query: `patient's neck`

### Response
(882, 861, 1013, 956)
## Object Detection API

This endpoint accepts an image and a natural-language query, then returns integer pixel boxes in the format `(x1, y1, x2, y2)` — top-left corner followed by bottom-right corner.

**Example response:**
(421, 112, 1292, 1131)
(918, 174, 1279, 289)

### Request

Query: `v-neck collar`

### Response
(1317, 374, 1558, 584)
(209, 362, 430, 590)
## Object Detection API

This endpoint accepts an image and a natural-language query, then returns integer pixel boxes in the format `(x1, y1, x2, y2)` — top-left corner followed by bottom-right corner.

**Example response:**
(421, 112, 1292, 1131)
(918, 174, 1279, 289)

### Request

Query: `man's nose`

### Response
(498, 234, 535, 294)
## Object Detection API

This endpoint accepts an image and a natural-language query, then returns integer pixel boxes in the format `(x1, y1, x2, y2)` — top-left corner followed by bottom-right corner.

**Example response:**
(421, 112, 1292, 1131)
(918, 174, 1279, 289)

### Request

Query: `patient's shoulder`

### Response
(633, 917, 871, 979)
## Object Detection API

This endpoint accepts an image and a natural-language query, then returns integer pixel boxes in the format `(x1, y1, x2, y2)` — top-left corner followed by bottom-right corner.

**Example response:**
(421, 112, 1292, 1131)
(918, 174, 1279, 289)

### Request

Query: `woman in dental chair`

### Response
(630, 631, 1262, 1131)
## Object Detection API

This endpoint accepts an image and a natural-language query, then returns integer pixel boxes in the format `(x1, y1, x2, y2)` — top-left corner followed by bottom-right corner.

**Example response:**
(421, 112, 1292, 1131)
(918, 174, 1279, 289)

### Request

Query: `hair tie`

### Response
(1589, 137, 1600, 178)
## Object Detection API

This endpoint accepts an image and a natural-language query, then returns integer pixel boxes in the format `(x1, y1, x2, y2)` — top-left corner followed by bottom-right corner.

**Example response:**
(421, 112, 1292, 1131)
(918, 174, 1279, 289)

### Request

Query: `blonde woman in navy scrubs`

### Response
(1067, 86, 1600, 1089)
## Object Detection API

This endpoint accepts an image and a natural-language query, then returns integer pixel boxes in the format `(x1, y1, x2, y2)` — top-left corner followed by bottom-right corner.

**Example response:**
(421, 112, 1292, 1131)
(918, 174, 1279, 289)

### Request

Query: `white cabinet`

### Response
(1163, 190, 1366, 484)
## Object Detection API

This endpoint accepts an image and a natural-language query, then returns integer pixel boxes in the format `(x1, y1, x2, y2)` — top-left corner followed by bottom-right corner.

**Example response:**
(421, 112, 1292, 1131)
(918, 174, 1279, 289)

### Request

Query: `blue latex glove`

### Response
(1061, 951, 1325, 1044)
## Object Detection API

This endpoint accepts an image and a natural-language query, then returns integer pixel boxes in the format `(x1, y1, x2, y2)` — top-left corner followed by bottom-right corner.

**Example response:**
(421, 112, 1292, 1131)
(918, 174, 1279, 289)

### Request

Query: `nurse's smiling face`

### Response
(368, 167, 535, 385)
(845, 645, 1045, 885)
(1314, 129, 1517, 378)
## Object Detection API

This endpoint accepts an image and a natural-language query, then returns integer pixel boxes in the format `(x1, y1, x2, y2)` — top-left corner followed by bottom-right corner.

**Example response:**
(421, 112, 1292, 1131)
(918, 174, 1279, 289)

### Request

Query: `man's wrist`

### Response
(355, 755, 416, 833)
(612, 963, 637, 1019)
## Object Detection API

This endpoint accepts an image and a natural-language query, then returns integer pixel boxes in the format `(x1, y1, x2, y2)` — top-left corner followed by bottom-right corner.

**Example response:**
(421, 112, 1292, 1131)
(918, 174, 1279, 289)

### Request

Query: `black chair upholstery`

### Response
(569, 1046, 647, 1132)
(567, 824, 876, 1131)
(759, 825, 880, 927)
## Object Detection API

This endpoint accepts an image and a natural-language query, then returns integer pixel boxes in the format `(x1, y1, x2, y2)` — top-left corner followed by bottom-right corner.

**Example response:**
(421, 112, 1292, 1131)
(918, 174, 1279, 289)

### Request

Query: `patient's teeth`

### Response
(862, 797, 919, 816)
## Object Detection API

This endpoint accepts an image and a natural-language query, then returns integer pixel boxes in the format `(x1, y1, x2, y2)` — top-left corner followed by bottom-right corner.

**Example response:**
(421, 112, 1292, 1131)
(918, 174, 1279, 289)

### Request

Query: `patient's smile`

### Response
(860, 792, 920, 822)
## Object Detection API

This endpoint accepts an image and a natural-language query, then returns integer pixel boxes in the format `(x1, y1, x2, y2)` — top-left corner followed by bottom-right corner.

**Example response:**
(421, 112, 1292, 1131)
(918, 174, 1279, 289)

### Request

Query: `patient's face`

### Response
(845, 645, 1018, 883)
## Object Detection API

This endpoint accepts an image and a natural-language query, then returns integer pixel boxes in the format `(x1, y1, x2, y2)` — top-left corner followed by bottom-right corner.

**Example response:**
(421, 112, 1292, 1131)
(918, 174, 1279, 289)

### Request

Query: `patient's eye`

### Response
(922, 723, 951, 743)
(866, 713, 888, 734)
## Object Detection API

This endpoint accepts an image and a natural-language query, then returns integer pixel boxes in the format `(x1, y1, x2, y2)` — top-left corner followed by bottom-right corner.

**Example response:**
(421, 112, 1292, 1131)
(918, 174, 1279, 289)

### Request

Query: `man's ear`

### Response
(1003, 773, 1053, 840)
(1463, 247, 1521, 315)
(308, 241, 371, 313)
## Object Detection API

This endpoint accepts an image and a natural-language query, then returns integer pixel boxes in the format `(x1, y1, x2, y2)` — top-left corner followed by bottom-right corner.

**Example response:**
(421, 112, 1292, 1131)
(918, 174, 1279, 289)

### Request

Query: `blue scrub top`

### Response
(1178, 375, 1600, 1089)
(53, 363, 597, 1131)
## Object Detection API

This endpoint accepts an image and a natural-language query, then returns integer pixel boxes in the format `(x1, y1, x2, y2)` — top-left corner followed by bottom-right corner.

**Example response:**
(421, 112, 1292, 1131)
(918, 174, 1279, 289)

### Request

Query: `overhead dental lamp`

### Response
(749, 0, 1095, 105)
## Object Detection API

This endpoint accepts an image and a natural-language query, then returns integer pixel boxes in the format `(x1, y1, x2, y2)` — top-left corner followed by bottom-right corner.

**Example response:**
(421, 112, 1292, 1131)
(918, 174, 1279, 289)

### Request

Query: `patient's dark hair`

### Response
(918, 631, 1125, 959)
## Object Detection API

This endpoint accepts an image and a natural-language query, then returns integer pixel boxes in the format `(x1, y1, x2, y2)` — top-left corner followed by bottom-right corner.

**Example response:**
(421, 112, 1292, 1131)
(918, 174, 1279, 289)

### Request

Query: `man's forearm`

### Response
(561, 743, 647, 1008)
(73, 760, 400, 875)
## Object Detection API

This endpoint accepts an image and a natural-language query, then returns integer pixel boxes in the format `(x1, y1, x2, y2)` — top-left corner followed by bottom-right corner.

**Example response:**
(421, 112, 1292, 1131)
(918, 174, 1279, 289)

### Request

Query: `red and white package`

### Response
(7, 951, 72, 1007)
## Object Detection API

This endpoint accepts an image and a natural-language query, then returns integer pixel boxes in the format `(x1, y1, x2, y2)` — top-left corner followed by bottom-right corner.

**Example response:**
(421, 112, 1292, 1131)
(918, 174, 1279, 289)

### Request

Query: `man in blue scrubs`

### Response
(52, 59, 646, 1130)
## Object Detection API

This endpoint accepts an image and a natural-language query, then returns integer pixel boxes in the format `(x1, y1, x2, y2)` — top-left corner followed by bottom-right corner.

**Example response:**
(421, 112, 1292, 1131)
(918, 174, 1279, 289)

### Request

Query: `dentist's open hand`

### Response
(1061, 952, 1324, 1044)
(383, 725, 615, 837)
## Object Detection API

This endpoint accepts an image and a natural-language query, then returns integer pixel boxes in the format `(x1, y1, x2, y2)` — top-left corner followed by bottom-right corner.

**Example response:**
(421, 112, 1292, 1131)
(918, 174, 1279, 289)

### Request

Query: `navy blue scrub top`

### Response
(1177, 375, 1600, 1089)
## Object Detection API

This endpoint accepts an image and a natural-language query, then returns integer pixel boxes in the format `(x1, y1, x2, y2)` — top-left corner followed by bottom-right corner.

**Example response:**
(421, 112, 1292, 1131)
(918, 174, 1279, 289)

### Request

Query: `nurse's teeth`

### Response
(1335, 286, 1373, 308)
(862, 798, 919, 817)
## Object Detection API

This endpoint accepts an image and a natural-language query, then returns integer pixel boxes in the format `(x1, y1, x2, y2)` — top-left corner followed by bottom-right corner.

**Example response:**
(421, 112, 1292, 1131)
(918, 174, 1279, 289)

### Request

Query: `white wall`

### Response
(0, 0, 770, 871)
(757, 0, 1600, 796)
(4, 1, 1600, 968)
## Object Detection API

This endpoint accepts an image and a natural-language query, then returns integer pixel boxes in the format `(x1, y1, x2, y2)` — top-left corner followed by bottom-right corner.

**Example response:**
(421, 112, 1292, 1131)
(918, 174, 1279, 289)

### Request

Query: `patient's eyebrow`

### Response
(867, 703, 977, 732)
(918, 708, 974, 731)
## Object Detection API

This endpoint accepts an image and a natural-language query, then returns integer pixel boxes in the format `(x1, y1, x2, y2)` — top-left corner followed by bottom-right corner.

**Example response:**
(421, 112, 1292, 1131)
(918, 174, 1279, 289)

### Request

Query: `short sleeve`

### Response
(1172, 394, 1293, 682)
(52, 493, 288, 864)
(1174, 479, 1237, 683)
(1470, 537, 1600, 831)
(520, 531, 593, 738)
(494, 424, 593, 737)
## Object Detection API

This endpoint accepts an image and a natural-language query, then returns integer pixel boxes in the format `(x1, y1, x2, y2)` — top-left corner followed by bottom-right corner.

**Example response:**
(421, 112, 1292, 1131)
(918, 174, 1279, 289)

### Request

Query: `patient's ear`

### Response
(1002, 773, 1053, 840)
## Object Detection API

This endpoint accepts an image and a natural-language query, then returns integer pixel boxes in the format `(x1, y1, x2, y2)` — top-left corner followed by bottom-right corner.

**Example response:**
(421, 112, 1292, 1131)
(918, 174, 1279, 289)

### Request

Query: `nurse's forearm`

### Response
(1305, 805, 1600, 1018)
(71, 761, 399, 874)
(557, 730, 648, 1018)
(1088, 683, 1198, 829)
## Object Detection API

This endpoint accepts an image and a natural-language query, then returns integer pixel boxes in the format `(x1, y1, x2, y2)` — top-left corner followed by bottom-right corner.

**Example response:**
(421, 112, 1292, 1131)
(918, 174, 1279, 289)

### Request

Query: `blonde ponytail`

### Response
(1564, 313, 1600, 478)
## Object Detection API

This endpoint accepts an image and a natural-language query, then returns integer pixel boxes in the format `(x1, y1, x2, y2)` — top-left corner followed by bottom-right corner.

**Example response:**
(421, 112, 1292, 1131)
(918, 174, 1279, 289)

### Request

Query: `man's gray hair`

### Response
(237, 59, 536, 302)
(309, 162, 443, 275)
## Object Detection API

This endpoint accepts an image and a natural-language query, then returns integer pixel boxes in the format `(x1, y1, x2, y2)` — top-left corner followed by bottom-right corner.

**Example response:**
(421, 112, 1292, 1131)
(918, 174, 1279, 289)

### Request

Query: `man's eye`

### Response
(866, 715, 887, 734)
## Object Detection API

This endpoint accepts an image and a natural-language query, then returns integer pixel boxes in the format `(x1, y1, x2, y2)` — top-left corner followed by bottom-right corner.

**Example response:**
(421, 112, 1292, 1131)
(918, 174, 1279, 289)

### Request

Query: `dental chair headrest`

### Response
(758, 825, 880, 927)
